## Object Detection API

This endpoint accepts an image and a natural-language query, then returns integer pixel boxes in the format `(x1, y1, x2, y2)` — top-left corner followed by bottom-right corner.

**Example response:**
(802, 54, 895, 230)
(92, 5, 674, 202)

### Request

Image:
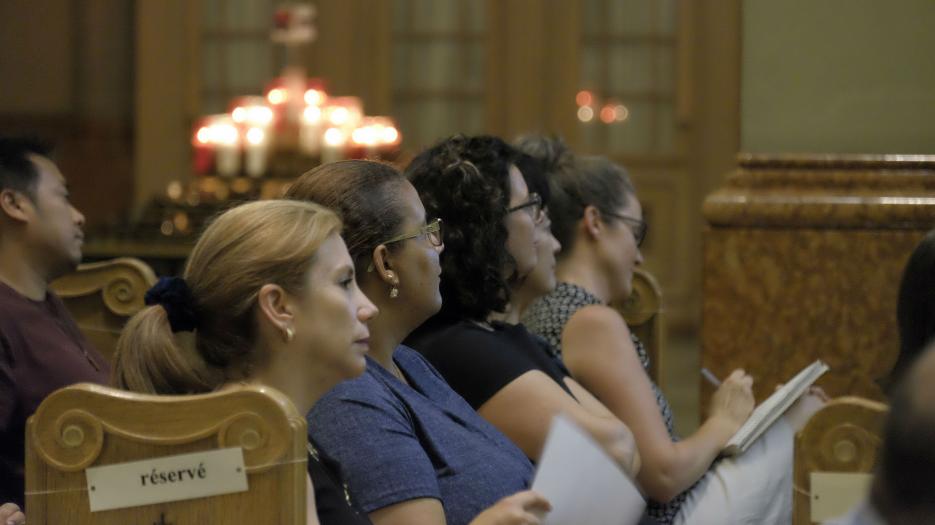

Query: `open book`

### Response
(721, 359, 829, 456)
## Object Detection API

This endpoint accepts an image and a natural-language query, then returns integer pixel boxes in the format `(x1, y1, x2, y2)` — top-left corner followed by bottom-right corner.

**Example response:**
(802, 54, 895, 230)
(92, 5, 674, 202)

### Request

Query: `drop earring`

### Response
(284, 326, 294, 343)
(386, 270, 399, 299)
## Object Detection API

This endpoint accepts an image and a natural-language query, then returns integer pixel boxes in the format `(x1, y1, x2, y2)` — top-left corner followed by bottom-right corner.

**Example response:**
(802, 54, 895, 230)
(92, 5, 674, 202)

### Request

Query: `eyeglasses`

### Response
(381, 218, 444, 247)
(507, 193, 545, 224)
(603, 212, 648, 247)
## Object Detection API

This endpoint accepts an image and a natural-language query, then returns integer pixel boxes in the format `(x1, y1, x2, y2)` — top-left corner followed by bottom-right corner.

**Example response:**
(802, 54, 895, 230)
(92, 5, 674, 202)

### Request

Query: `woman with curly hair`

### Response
(403, 135, 640, 477)
(286, 160, 551, 525)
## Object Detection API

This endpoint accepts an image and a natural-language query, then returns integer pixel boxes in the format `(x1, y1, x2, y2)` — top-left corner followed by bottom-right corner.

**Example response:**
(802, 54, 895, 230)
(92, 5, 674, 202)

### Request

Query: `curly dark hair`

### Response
(285, 160, 409, 275)
(405, 135, 520, 321)
(513, 150, 550, 207)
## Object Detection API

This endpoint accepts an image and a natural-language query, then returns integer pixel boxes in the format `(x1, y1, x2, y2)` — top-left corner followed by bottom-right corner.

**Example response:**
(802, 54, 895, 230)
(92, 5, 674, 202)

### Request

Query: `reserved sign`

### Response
(85, 447, 248, 512)
(810, 471, 873, 522)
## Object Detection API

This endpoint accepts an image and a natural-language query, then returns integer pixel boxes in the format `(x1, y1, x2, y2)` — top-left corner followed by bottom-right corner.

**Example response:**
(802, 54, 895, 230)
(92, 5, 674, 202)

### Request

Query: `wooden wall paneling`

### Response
(541, 0, 581, 143)
(134, 0, 193, 217)
(307, 0, 392, 116)
(485, 0, 509, 137)
(485, 0, 580, 141)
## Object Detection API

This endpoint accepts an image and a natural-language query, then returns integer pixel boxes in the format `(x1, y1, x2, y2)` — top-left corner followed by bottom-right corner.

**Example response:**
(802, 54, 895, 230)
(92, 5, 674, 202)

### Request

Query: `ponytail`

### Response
(111, 305, 223, 394)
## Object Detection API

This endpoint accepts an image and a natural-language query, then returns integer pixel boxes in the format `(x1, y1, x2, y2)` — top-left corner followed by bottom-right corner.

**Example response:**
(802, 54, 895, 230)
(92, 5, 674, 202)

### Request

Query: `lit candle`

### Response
(191, 119, 215, 175)
(299, 103, 324, 156)
(321, 127, 348, 164)
(212, 116, 241, 177)
(264, 78, 292, 134)
(350, 116, 401, 160)
(231, 96, 274, 128)
(229, 97, 274, 177)
(324, 97, 363, 133)
(244, 127, 269, 178)
(378, 119, 401, 159)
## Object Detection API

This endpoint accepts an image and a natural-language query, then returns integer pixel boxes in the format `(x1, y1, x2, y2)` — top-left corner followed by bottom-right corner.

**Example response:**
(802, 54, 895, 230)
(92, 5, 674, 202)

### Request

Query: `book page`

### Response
(724, 360, 829, 455)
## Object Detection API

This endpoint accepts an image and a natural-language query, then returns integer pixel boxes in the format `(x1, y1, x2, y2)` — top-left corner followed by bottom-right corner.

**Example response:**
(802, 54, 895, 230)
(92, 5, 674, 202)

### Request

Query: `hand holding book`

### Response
(717, 360, 829, 456)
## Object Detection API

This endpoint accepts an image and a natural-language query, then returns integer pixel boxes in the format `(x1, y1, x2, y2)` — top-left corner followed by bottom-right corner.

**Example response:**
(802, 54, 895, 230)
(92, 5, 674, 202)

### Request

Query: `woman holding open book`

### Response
(521, 142, 823, 525)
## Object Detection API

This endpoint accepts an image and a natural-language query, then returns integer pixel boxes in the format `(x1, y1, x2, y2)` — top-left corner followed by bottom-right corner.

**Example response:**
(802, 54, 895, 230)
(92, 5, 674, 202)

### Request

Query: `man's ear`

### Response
(370, 244, 399, 287)
(256, 283, 295, 334)
(581, 205, 603, 239)
(0, 189, 33, 223)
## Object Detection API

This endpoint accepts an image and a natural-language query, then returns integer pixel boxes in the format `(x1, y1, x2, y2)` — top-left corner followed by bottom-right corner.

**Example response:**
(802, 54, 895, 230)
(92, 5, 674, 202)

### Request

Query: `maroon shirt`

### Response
(0, 281, 110, 508)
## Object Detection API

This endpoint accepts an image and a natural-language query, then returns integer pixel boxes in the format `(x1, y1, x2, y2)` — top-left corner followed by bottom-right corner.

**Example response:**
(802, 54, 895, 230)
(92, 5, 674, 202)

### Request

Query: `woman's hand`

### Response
(0, 502, 25, 525)
(708, 369, 755, 433)
(784, 386, 828, 432)
(469, 491, 551, 525)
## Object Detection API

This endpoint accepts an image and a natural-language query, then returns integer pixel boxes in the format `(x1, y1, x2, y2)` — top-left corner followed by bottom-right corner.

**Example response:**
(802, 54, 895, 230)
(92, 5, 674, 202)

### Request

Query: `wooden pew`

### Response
(50, 257, 157, 362)
(25, 383, 307, 524)
(618, 267, 665, 384)
(793, 396, 887, 524)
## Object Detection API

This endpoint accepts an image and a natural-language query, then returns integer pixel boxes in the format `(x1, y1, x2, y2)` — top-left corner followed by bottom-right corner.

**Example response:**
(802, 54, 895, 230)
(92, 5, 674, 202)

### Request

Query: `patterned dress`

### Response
(523, 282, 691, 525)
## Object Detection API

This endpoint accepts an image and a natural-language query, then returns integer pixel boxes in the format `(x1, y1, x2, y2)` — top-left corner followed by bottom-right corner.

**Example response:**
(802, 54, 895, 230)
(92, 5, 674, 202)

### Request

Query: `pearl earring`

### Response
(284, 326, 294, 343)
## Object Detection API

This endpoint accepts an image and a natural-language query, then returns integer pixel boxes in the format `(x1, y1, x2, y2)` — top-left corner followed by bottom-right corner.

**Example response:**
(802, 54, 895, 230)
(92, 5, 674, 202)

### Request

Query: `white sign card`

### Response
(85, 447, 249, 512)
(809, 471, 873, 523)
(532, 415, 646, 525)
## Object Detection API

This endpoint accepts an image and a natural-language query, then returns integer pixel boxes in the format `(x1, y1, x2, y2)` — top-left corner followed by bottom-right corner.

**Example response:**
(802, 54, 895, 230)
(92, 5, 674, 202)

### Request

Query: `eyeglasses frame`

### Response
(381, 217, 444, 247)
(507, 192, 545, 223)
(602, 211, 648, 247)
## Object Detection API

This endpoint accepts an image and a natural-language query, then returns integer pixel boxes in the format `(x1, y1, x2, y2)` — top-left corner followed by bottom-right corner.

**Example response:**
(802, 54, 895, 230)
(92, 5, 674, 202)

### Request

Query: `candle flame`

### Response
(304, 89, 325, 106)
(267, 88, 288, 105)
(324, 127, 346, 146)
(246, 127, 266, 145)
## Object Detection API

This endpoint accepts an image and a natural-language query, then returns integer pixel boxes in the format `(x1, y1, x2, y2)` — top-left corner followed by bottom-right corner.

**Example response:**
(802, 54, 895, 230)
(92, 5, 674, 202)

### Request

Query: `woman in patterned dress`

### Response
(520, 140, 820, 525)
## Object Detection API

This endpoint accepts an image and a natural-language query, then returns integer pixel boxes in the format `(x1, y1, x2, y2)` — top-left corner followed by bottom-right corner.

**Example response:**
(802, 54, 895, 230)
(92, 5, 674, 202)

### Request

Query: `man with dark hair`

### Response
(831, 341, 935, 524)
(0, 137, 109, 510)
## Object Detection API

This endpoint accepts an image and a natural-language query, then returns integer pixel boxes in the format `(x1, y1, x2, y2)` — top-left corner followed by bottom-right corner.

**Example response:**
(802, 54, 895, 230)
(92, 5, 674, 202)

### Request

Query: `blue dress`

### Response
(307, 346, 533, 525)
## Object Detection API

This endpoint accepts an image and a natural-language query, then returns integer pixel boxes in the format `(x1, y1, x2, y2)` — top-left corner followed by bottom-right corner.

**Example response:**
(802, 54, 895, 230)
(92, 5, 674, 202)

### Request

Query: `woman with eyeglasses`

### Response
(403, 135, 641, 479)
(285, 160, 551, 525)
(522, 150, 808, 525)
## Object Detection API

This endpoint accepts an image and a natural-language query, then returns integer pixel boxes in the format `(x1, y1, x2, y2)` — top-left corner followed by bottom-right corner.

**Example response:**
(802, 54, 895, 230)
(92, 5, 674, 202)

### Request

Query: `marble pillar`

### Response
(702, 154, 935, 406)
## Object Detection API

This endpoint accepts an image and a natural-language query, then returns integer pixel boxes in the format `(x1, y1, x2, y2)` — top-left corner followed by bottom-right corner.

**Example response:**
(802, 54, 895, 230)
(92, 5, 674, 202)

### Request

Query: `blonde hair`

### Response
(112, 200, 342, 394)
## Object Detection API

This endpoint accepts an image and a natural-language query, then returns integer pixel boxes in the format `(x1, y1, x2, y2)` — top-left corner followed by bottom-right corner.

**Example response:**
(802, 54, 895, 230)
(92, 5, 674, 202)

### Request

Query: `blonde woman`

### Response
(113, 200, 548, 525)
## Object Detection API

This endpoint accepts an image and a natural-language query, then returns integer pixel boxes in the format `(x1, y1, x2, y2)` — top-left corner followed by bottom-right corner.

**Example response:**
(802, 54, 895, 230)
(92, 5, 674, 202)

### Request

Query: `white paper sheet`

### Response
(532, 415, 646, 525)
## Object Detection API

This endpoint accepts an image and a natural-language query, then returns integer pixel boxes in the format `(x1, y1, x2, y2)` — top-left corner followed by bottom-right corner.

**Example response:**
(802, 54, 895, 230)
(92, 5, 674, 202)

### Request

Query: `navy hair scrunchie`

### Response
(145, 277, 199, 333)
